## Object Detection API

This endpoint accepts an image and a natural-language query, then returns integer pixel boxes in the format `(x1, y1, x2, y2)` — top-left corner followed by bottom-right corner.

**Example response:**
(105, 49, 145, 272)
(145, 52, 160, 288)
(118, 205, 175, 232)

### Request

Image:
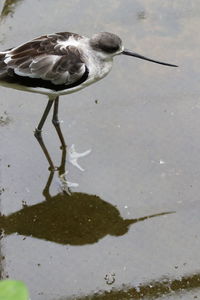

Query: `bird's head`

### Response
(90, 32, 123, 60)
(90, 32, 178, 67)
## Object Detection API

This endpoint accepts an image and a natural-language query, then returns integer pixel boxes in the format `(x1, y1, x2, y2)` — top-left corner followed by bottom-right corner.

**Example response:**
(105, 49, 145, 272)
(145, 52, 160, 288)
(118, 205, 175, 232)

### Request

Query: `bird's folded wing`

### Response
(1, 33, 87, 86)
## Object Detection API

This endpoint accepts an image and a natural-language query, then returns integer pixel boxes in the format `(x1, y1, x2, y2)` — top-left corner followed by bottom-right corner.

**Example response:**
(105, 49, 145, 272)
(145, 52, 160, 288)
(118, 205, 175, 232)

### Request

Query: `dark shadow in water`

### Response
(0, 0, 23, 21)
(58, 273, 200, 300)
(0, 127, 173, 246)
(0, 192, 172, 246)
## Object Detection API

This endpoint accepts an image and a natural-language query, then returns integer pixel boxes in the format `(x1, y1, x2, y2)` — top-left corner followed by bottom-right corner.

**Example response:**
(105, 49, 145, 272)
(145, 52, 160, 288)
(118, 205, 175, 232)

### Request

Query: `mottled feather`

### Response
(0, 32, 88, 88)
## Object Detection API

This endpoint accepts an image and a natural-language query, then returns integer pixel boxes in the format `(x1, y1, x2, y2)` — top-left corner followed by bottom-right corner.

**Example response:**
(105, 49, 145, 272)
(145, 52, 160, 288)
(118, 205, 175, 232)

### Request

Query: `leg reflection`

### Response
(34, 96, 67, 171)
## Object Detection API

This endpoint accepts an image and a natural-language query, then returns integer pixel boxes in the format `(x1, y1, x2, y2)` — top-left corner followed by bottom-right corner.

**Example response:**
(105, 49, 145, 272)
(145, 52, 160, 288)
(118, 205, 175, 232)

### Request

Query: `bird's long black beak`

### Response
(122, 49, 178, 67)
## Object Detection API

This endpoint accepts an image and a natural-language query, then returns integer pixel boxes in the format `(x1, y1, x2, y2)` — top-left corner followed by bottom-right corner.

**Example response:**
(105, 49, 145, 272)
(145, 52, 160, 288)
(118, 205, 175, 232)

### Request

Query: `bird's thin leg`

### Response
(43, 170, 54, 199)
(52, 96, 66, 149)
(35, 99, 54, 133)
(34, 99, 55, 170)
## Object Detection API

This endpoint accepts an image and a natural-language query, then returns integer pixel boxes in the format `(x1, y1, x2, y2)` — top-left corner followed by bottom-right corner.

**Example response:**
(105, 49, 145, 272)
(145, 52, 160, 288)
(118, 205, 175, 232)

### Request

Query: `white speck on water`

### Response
(124, 205, 128, 209)
(160, 160, 165, 165)
(192, 103, 200, 110)
(161, 172, 166, 178)
(25, 187, 30, 193)
(162, 278, 169, 284)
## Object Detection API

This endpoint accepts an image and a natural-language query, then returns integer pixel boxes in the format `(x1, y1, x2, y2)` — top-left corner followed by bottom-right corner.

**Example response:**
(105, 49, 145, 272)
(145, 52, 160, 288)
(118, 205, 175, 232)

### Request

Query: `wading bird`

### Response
(0, 32, 177, 167)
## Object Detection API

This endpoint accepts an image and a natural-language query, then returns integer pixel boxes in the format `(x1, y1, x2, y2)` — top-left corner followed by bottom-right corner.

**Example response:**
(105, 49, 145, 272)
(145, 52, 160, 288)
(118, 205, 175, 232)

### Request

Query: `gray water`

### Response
(0, 1, 200, 299)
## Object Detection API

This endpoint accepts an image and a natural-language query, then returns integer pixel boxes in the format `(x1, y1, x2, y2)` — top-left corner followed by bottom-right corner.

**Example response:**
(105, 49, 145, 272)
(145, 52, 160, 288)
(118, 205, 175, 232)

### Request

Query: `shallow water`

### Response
(0, 0, 200, 299)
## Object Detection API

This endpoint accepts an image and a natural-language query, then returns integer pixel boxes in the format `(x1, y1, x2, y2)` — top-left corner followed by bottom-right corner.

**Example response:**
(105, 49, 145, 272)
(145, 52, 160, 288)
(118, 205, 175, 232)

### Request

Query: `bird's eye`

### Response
(100, 44, 120, 53)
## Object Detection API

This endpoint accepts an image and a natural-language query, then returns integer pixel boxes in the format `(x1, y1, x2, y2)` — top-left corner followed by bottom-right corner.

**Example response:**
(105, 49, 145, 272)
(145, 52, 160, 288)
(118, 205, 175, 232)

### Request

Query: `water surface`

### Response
(0, 1, 200, 299)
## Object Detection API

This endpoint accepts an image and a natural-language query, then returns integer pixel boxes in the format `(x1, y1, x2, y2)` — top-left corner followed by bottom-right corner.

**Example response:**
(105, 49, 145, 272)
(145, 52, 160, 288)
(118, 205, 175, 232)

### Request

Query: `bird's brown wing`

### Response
(0, 32, 88, 87)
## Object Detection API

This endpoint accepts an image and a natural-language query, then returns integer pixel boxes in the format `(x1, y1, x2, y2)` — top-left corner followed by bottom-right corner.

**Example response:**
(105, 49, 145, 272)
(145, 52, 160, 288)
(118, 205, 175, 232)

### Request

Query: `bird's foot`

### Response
(68, 144, 91, 171)
(57, 170, 79, 194)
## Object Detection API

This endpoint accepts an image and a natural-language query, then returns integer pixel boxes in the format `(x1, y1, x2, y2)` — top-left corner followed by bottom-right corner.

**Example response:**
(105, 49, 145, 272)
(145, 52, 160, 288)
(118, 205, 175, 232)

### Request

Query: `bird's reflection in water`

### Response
(0, 189, 173, 245)
(0, 126, 173, 246)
